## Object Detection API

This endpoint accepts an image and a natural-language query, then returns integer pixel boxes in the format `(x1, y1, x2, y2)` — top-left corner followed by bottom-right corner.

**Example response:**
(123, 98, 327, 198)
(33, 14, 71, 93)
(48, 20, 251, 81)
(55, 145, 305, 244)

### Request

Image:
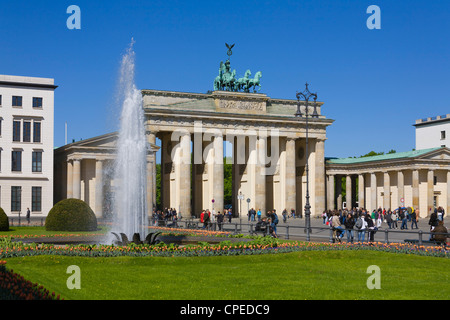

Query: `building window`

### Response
(11, 151, 22, 171)
(23, 121, 31, 142)
(13, 120, 21, 141)
(32, 151, 42, 172)
(11, 186, 21, 212)
(0, 95, 2, 106)
(32, 97, 43, 108)
(32, 186, 42, 212)
(441, 131, 446, 140)
(12, 96, 22, 107)
(33, 122, 41, 143)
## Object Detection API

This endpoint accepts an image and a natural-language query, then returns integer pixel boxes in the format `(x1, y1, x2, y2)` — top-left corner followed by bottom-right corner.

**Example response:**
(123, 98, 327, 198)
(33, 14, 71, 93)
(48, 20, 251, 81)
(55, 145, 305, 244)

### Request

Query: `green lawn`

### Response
(0, 226, 107, 237)
(4, 250, 450, 300)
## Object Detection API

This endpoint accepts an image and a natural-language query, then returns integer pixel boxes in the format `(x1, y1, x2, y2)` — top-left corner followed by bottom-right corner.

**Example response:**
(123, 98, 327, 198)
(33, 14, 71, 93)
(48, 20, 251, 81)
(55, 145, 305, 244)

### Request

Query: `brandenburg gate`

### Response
(144, 87, 332, 218)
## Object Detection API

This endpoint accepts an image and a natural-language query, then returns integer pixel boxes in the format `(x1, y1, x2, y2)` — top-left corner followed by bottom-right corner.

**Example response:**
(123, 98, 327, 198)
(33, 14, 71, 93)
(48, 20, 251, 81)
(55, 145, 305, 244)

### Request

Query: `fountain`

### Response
(110, 39, 149, 243)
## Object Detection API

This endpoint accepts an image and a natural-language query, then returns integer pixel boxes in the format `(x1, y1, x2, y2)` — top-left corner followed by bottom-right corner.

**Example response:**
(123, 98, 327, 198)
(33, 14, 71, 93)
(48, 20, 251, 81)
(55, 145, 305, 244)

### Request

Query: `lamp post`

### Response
(296, 83, 319, 241)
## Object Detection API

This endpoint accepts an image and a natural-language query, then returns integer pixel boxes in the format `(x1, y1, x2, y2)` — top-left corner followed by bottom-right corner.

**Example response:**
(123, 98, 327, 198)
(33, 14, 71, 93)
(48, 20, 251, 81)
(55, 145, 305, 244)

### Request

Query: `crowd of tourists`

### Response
(321, 206, 448, 244)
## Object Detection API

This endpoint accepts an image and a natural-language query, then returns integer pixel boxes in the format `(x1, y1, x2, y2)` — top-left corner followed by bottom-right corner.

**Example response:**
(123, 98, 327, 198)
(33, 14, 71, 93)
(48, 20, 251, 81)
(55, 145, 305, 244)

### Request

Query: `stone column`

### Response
(72, 159, 81, 200)
(427, 170, 434, 214)
(412, 169, 420, 210)
(397, 171, 404, 208)
(370, 172, 377, 210)
(255, 136, 266, 215)
(285, 138, 296, 212)
(358, 174, 365, 209)
(327, 174, 335, 211)
(67, 160, 73, 198)
(213, 134, 224, 215)
(383, 171, 390, 210)
(336, 175, 343, 210)
(179, 133, 191, 217)
(346, 175, 352, 210)
(146, 131, 157, 216)
(315, 139, 326, 216)
(95, 160, 103, 218)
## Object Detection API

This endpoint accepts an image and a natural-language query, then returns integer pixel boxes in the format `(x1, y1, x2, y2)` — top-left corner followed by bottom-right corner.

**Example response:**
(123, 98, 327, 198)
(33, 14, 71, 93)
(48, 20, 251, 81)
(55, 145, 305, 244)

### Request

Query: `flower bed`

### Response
(1, 236, 449, 259)
(0, 260, 62, 300)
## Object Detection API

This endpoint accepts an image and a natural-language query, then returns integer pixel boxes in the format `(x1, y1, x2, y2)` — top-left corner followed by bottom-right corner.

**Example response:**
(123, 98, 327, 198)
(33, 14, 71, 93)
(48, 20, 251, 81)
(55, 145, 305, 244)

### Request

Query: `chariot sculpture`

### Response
(213, 43, 262, 93)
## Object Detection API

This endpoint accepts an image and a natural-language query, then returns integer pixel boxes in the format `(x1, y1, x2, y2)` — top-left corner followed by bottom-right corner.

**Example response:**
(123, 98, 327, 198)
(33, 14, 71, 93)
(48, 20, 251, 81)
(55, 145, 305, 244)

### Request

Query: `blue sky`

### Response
(1, 0, 449, 158)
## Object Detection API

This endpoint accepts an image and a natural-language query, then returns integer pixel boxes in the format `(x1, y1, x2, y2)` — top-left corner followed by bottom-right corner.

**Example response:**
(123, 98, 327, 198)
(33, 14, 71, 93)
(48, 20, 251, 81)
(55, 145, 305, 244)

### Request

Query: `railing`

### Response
(152, 218, 449, 246)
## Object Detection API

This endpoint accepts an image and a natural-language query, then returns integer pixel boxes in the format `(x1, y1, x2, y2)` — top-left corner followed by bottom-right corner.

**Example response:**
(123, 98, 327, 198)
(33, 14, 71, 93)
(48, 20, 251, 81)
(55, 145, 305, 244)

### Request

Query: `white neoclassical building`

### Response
(0, 74, 56, 217)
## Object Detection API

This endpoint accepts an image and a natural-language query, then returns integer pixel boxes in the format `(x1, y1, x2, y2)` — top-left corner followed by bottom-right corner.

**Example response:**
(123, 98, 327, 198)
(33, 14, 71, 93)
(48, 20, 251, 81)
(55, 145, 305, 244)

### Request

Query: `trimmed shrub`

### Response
(45, 198, 97, 231)
(0, 208, 9, 231)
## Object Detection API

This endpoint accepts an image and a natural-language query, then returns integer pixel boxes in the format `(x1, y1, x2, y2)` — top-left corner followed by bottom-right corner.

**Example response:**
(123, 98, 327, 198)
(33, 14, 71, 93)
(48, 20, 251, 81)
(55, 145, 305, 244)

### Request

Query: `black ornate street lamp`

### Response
(296, 83, 318, 241)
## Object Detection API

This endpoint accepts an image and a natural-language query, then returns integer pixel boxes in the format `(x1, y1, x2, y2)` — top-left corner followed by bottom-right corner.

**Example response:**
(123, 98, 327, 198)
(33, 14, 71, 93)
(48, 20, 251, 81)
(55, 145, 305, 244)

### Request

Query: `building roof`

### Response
(326, 147, 442, 165)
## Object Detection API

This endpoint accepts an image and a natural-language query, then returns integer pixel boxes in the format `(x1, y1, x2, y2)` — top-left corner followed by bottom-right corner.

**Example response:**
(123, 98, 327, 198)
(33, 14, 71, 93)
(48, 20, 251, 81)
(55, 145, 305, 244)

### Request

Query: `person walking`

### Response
(400, 208, 408, 230)
(391, 210, 398, 229)
(411, 209, 418, 229)
(216, 211, 224, 231)
(26, 208, 31, 225)
(386, 210, 392, 229)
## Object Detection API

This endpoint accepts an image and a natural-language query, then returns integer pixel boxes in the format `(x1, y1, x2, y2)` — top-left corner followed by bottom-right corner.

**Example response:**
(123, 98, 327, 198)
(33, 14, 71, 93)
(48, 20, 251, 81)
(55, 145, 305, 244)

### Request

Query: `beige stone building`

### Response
(325, 147, 450, 218)
(53, 132, 159, 218)
(144, 89, 333, 218)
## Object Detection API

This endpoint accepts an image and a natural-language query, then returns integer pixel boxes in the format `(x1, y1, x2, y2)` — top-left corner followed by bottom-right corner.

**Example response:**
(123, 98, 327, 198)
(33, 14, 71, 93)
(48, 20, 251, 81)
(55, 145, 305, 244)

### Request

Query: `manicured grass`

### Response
(0, 226, 107, 237)
(4, 250, 450, 300)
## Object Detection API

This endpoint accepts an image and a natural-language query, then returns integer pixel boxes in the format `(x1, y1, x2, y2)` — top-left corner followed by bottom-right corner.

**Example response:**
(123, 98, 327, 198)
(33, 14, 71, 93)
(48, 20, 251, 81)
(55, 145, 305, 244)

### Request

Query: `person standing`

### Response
(355, 214, 367, 242)
(257, 209, 262, 222)
(26, 208, 31, 225)
(344, 213, 355, 243)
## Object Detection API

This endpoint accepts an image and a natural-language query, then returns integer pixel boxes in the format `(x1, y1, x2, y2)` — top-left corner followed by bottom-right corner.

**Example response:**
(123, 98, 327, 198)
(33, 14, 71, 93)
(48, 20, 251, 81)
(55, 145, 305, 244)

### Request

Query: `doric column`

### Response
(358, 174, 365, 209)
(72, 159, 81, 199)
(397, 171, 404, 208)
(346, 175, 352, 210)
(213, 134, 224, 215)
(315, 139, 326, 216)
(255, 136, 266, 215)
(370, 172, 377, 210)
(179, 132, 191, 217)
(67, 160, 73, 198)
(95, 160, 103, 218)
(336, 175, 343, 210)
(146, 131, 157, 216)
(285, 138, 296, 212)
(327, 174, 335, 211)
(412, 169, 420, 210)
(427, 170, 434, 214)
(383, 171, 391, 210)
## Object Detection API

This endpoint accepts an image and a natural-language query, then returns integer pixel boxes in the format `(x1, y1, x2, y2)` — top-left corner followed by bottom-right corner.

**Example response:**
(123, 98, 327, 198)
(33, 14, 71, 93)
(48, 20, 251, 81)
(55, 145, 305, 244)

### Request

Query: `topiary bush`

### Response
(0, 207, 9, 231)
(45, 198, 97, 231)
